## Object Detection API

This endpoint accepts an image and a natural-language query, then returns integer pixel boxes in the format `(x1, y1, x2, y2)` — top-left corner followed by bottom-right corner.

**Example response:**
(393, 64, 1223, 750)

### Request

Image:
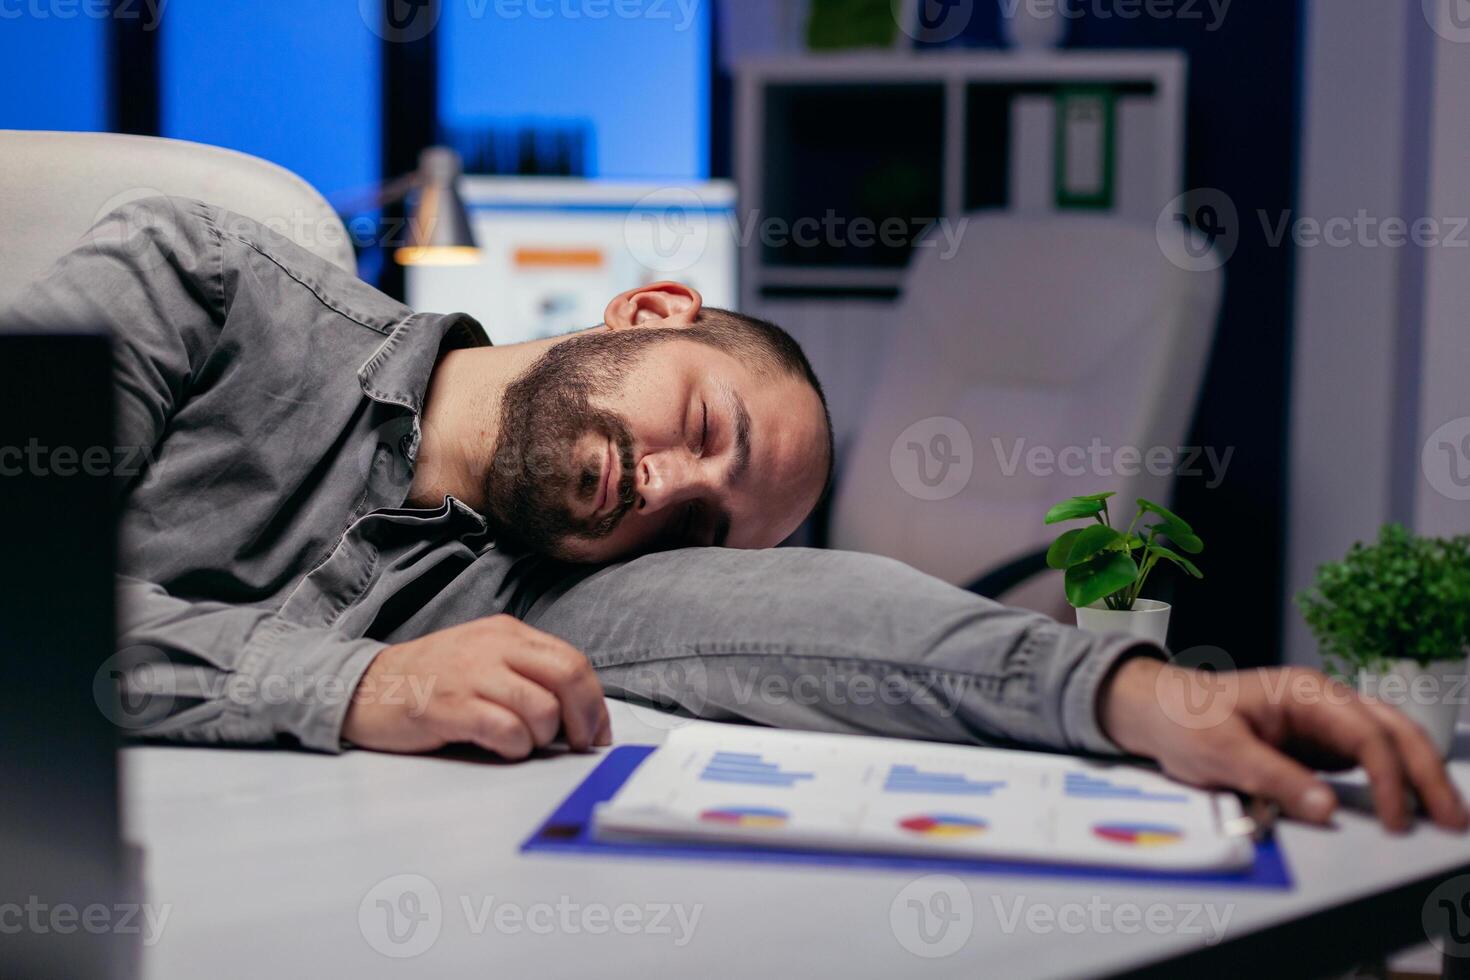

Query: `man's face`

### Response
(486, 330, 828, 563)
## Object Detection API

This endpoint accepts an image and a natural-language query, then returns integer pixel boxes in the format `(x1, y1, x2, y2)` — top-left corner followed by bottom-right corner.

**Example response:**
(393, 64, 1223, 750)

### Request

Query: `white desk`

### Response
(122, 704, 1470, 979)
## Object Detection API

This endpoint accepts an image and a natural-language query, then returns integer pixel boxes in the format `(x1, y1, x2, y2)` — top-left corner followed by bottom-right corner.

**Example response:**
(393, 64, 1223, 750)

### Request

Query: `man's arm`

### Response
(1102, 657, 1469, 832)
(5, 197, 379, 749)
(501, 545, 1465, 832)
(8, 197, 608, 753)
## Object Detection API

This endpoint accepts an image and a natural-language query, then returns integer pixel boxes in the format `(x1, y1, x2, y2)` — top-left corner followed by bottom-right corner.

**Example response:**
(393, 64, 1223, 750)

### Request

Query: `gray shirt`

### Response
(7, 197, 1156, 756)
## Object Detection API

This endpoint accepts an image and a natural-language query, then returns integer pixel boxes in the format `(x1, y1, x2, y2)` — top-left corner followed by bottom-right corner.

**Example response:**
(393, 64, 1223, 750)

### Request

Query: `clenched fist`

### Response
(343, 615, 611, 759)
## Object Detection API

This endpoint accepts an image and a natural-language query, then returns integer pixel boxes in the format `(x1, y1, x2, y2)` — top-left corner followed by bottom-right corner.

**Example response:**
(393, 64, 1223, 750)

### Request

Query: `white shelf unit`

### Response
(735, 50, 1188, 309)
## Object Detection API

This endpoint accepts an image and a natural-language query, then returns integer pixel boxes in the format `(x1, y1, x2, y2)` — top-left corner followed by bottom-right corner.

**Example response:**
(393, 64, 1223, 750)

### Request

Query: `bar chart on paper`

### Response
(592, 722, 1254, 872)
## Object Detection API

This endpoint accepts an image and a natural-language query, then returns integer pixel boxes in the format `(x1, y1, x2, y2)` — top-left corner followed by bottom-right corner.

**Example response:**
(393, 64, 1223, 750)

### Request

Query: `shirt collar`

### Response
(356, 311, 490, 418)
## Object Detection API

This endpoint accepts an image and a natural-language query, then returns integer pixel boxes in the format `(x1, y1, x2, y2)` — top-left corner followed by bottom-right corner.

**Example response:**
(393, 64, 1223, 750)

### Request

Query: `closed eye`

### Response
(699, 401, 708, 454)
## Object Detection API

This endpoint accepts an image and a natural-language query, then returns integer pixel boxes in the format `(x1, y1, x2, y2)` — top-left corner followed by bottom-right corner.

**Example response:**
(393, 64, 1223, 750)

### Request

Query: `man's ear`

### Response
(603, 281, 703, 331)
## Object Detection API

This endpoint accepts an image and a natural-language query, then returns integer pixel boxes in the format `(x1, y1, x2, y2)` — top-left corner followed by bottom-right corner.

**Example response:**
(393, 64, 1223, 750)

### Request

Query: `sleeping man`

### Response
(8, 196, 1464, 834)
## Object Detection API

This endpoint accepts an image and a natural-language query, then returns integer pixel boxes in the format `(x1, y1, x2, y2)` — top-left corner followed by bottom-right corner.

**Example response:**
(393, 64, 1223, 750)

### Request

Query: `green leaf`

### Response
(1075, 492, 1117, 502)
(1137, 498, 1193, 534)
(1046, 529, 1084, 570)
(1064, 552, 1140, 608)
(1065, 525, 1124, 566)
(1151, 545, 1203, 578)
(1044, 497, 1106, 525)
(1154, 524, 1204, 554)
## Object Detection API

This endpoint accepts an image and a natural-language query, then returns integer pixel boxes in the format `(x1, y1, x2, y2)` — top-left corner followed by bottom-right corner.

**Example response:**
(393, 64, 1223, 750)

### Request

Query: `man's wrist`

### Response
(1096, 652, 1168, 757)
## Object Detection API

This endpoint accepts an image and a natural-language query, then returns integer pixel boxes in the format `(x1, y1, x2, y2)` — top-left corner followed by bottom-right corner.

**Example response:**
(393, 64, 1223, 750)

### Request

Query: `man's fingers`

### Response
(476, 669, 564, 748)
(1361, 700, 1470, 831)
(1286, 688, 1412, 832)
(504, 638, 604, 751)
(1223, 738, 1337, 826)
(439, 700, 535, 761)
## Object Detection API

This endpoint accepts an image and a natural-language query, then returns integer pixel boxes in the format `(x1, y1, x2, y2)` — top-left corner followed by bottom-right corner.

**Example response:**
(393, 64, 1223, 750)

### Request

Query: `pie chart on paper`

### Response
(1092, 822, 1185, 847)
(699, 806, 789, 829)
(898, 814, 989, 837)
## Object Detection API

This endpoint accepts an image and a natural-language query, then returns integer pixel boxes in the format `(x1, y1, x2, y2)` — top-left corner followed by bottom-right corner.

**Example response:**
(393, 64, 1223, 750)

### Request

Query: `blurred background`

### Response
(2, 0, 1467, 674)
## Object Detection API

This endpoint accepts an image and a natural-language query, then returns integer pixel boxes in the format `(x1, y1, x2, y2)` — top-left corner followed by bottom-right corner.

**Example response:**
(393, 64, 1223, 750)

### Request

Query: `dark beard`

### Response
(485, 331, 660, 556)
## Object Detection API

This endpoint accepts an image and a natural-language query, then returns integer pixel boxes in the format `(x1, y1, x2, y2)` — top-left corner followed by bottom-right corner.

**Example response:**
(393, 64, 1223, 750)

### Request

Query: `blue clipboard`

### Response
(521, 746, 1293, 890)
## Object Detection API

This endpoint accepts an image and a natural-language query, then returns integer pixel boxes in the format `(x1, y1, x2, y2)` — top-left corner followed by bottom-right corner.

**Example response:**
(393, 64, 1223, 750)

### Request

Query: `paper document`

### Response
(593, 723, 1254, 872)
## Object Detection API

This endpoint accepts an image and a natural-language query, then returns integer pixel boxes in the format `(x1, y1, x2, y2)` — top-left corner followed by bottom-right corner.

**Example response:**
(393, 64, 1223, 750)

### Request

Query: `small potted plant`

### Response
(1044, 493, 1204, 644)
(1297, 525, 1470, 757)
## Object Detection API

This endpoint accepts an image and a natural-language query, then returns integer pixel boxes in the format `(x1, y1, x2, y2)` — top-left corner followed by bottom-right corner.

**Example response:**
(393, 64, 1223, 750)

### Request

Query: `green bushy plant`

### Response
(1296, 524, 1470, 673)
(1043, 493, 1204, 611)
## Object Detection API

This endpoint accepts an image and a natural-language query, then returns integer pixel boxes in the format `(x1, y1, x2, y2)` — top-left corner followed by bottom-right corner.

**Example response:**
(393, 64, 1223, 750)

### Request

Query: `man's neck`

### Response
(409, 327, 607, 512)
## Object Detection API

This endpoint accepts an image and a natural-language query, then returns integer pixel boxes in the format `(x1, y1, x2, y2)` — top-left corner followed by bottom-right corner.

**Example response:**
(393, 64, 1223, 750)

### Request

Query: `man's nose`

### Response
(636, 450, 707, 514)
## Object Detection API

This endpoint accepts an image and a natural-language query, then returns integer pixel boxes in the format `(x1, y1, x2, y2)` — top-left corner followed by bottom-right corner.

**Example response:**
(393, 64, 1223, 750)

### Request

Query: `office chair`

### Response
(0, 131, 355, 312)
(828, 213, 1224, 622)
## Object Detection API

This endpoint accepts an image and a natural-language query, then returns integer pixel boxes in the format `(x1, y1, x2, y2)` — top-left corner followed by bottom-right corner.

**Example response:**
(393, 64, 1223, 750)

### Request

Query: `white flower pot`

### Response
(1000, 0, 1070, 50)
(1357, 656, 1469, 758)
(1074, 599, 1171, 646)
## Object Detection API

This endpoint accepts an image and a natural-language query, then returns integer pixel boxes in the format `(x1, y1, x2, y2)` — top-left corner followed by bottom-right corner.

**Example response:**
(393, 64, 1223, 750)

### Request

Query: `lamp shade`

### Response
(395, 147, 481, 266)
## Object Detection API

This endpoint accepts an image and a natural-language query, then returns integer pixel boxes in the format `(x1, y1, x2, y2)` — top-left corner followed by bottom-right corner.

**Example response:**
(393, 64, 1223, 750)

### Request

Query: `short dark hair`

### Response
(684, 307, 835, 497)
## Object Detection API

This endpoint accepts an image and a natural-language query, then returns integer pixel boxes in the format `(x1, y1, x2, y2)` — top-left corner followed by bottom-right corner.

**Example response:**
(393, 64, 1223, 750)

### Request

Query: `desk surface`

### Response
(123, 703, 1470, 979)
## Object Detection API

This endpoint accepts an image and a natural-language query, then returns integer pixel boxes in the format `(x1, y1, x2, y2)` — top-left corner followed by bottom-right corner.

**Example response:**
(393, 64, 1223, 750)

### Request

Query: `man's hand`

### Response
(1099, 657, 1470, 833)
(343, 615, 611, 759)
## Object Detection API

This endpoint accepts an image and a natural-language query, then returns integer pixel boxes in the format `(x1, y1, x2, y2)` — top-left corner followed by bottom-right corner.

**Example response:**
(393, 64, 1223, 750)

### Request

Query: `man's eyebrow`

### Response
(727, 386, 752, 488)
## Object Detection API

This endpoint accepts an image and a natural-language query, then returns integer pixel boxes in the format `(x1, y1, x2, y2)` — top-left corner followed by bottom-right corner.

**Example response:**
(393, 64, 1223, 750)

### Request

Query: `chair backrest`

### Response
(830, 213, 1223, 614)
(0, 131, 356, 311)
